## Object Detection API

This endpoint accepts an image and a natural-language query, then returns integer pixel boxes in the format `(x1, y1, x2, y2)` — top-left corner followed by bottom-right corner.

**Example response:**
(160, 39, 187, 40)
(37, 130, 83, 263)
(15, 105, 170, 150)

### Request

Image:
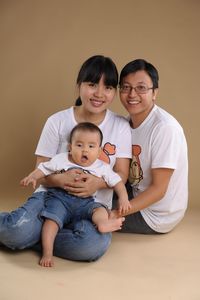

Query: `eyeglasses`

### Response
(119, 84, 153, 94)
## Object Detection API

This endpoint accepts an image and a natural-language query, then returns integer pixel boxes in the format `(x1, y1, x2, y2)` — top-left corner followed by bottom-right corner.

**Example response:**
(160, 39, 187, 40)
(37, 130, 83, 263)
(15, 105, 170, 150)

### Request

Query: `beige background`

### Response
(1, 2, 200, 300)
(0, 0, 199, 208)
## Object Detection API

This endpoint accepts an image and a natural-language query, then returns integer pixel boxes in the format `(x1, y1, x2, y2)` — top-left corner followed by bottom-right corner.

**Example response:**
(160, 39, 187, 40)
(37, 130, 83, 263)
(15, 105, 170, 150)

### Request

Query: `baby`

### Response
(21, 122, 130, 267)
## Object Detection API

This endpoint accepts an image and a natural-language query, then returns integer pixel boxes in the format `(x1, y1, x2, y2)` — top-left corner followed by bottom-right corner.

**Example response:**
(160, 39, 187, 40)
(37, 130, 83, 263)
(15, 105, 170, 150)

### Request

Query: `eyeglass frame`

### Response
(119, 83, 154, 94)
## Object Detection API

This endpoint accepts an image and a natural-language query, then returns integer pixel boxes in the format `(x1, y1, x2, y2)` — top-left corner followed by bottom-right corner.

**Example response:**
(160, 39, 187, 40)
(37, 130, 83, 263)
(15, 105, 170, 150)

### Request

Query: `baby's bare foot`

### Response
(97, 217, 125, 233)
(109, 210, 120, 219)
(39, 255, 54, 267)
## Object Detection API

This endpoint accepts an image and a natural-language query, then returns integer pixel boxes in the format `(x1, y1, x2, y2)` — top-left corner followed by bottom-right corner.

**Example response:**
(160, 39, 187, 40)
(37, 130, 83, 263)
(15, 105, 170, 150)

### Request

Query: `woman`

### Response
(112, 58, 188, 234)
(0, 55, 132, 261)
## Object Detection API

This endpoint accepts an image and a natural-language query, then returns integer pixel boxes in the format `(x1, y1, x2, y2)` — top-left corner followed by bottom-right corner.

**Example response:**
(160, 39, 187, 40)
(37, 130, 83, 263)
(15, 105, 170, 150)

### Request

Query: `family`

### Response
(0, 55, 188, 267)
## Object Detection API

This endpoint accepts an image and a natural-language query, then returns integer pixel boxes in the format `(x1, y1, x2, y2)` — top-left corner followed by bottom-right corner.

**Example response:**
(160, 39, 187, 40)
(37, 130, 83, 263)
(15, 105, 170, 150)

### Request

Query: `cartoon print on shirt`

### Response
(99, 142, 116, 164)
(129, 145, 143, 189)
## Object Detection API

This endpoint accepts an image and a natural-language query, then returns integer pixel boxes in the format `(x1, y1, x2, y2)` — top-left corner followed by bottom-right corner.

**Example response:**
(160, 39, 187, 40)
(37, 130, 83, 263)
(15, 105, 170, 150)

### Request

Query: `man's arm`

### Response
(113, 168, 174, 217)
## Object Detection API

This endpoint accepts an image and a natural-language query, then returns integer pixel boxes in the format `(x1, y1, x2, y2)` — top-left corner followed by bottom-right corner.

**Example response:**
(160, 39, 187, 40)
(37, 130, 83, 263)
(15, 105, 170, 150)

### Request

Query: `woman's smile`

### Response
(90, 98, 105, 107)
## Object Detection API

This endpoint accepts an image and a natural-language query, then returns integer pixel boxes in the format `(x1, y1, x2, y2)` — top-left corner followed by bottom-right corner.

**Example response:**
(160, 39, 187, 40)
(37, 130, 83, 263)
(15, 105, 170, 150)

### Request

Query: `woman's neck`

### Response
(74, 106, 107, 126)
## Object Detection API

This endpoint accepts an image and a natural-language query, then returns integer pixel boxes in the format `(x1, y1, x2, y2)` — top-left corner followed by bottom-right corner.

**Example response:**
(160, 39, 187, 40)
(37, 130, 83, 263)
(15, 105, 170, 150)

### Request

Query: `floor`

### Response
(0, 207, 200, 300)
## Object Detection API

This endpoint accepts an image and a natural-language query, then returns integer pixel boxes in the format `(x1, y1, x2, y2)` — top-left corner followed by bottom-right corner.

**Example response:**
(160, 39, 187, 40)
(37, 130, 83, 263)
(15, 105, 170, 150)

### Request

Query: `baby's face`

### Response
(68, 130, 101, 167)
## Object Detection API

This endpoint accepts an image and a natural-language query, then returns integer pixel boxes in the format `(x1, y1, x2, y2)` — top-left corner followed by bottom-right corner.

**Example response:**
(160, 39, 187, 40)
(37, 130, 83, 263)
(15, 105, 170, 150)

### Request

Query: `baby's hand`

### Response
(118, 197, 131, 215)
(20, 176, 37, 189)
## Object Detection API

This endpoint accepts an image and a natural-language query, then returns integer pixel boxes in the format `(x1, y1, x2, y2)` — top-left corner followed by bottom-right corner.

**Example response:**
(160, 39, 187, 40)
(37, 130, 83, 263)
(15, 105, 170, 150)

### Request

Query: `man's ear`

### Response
(153, 88, 158, 101)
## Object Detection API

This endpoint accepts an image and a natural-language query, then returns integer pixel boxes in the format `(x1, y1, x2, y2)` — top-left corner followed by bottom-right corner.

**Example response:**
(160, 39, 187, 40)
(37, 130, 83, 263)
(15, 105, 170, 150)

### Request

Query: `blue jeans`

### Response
(41, 188, 104, 229)
(0, 192, 111, 261)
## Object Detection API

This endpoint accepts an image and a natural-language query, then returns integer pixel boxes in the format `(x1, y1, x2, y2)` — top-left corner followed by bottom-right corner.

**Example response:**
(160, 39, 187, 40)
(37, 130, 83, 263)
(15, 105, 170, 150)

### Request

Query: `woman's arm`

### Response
(113, 158, 130, 184)
(63, 173, 108, 197)
(35, 155, 130, 197)
(35, 155, 80, 189)
(64, 157, 130, 198)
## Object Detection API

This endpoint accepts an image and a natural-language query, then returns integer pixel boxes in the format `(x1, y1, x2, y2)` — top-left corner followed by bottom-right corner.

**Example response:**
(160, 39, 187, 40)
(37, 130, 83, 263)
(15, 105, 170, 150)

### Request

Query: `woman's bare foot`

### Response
(97, 217, 125, 233)
(39, 255, 54, 267)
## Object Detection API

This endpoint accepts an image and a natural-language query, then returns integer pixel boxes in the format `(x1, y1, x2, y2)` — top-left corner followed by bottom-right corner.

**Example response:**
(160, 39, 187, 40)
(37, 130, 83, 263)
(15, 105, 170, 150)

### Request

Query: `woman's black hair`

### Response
(119, 59, 159, 90)
(75, 55, 118, 106)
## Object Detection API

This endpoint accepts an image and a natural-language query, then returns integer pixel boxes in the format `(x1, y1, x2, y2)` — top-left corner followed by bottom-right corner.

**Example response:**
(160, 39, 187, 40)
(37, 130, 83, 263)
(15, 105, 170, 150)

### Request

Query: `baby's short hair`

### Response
(69, 122, 103, 146)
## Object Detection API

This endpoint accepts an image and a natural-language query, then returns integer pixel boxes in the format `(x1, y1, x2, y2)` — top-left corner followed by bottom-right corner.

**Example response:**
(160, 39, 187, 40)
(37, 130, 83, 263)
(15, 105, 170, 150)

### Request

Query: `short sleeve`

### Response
(35, 115, 60, 158)
(116, 117, 132, 158)
(103, 165, 122, 187)
(151, 124, 184, 169)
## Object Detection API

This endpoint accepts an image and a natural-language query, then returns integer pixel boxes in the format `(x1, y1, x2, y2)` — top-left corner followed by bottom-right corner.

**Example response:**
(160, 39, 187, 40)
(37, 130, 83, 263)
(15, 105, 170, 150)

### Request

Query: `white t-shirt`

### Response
(38, 153, 122, 209)
(35, 107, 132, 208)
(130, 105, 188, 233)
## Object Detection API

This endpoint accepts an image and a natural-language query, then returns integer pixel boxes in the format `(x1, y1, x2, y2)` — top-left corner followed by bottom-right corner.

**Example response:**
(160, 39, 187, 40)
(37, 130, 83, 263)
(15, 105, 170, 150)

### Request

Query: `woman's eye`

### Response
(88, 83, 96, 87)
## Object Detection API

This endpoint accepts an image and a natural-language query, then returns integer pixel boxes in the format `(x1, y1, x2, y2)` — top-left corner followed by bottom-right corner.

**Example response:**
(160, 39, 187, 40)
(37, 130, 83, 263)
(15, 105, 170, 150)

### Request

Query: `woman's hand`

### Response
(64, 172, 108, 198)
(43, 168, 83, 189)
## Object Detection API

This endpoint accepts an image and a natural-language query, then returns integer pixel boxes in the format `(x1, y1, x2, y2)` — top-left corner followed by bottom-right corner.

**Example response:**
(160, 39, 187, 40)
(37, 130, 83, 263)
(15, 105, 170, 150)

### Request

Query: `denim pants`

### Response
(41, 188, 105, 229)
(0, 191, 111, 261)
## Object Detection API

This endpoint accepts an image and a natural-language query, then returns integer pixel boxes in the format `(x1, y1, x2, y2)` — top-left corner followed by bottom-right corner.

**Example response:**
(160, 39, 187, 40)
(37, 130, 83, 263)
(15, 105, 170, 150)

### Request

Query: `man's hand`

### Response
(118, 197, 131, 215)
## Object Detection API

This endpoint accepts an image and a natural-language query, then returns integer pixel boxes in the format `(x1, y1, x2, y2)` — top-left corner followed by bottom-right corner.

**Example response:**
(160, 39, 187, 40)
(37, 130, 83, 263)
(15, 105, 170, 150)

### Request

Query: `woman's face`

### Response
(79, 76, 116, 114)
(120, 70, 158, 127)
